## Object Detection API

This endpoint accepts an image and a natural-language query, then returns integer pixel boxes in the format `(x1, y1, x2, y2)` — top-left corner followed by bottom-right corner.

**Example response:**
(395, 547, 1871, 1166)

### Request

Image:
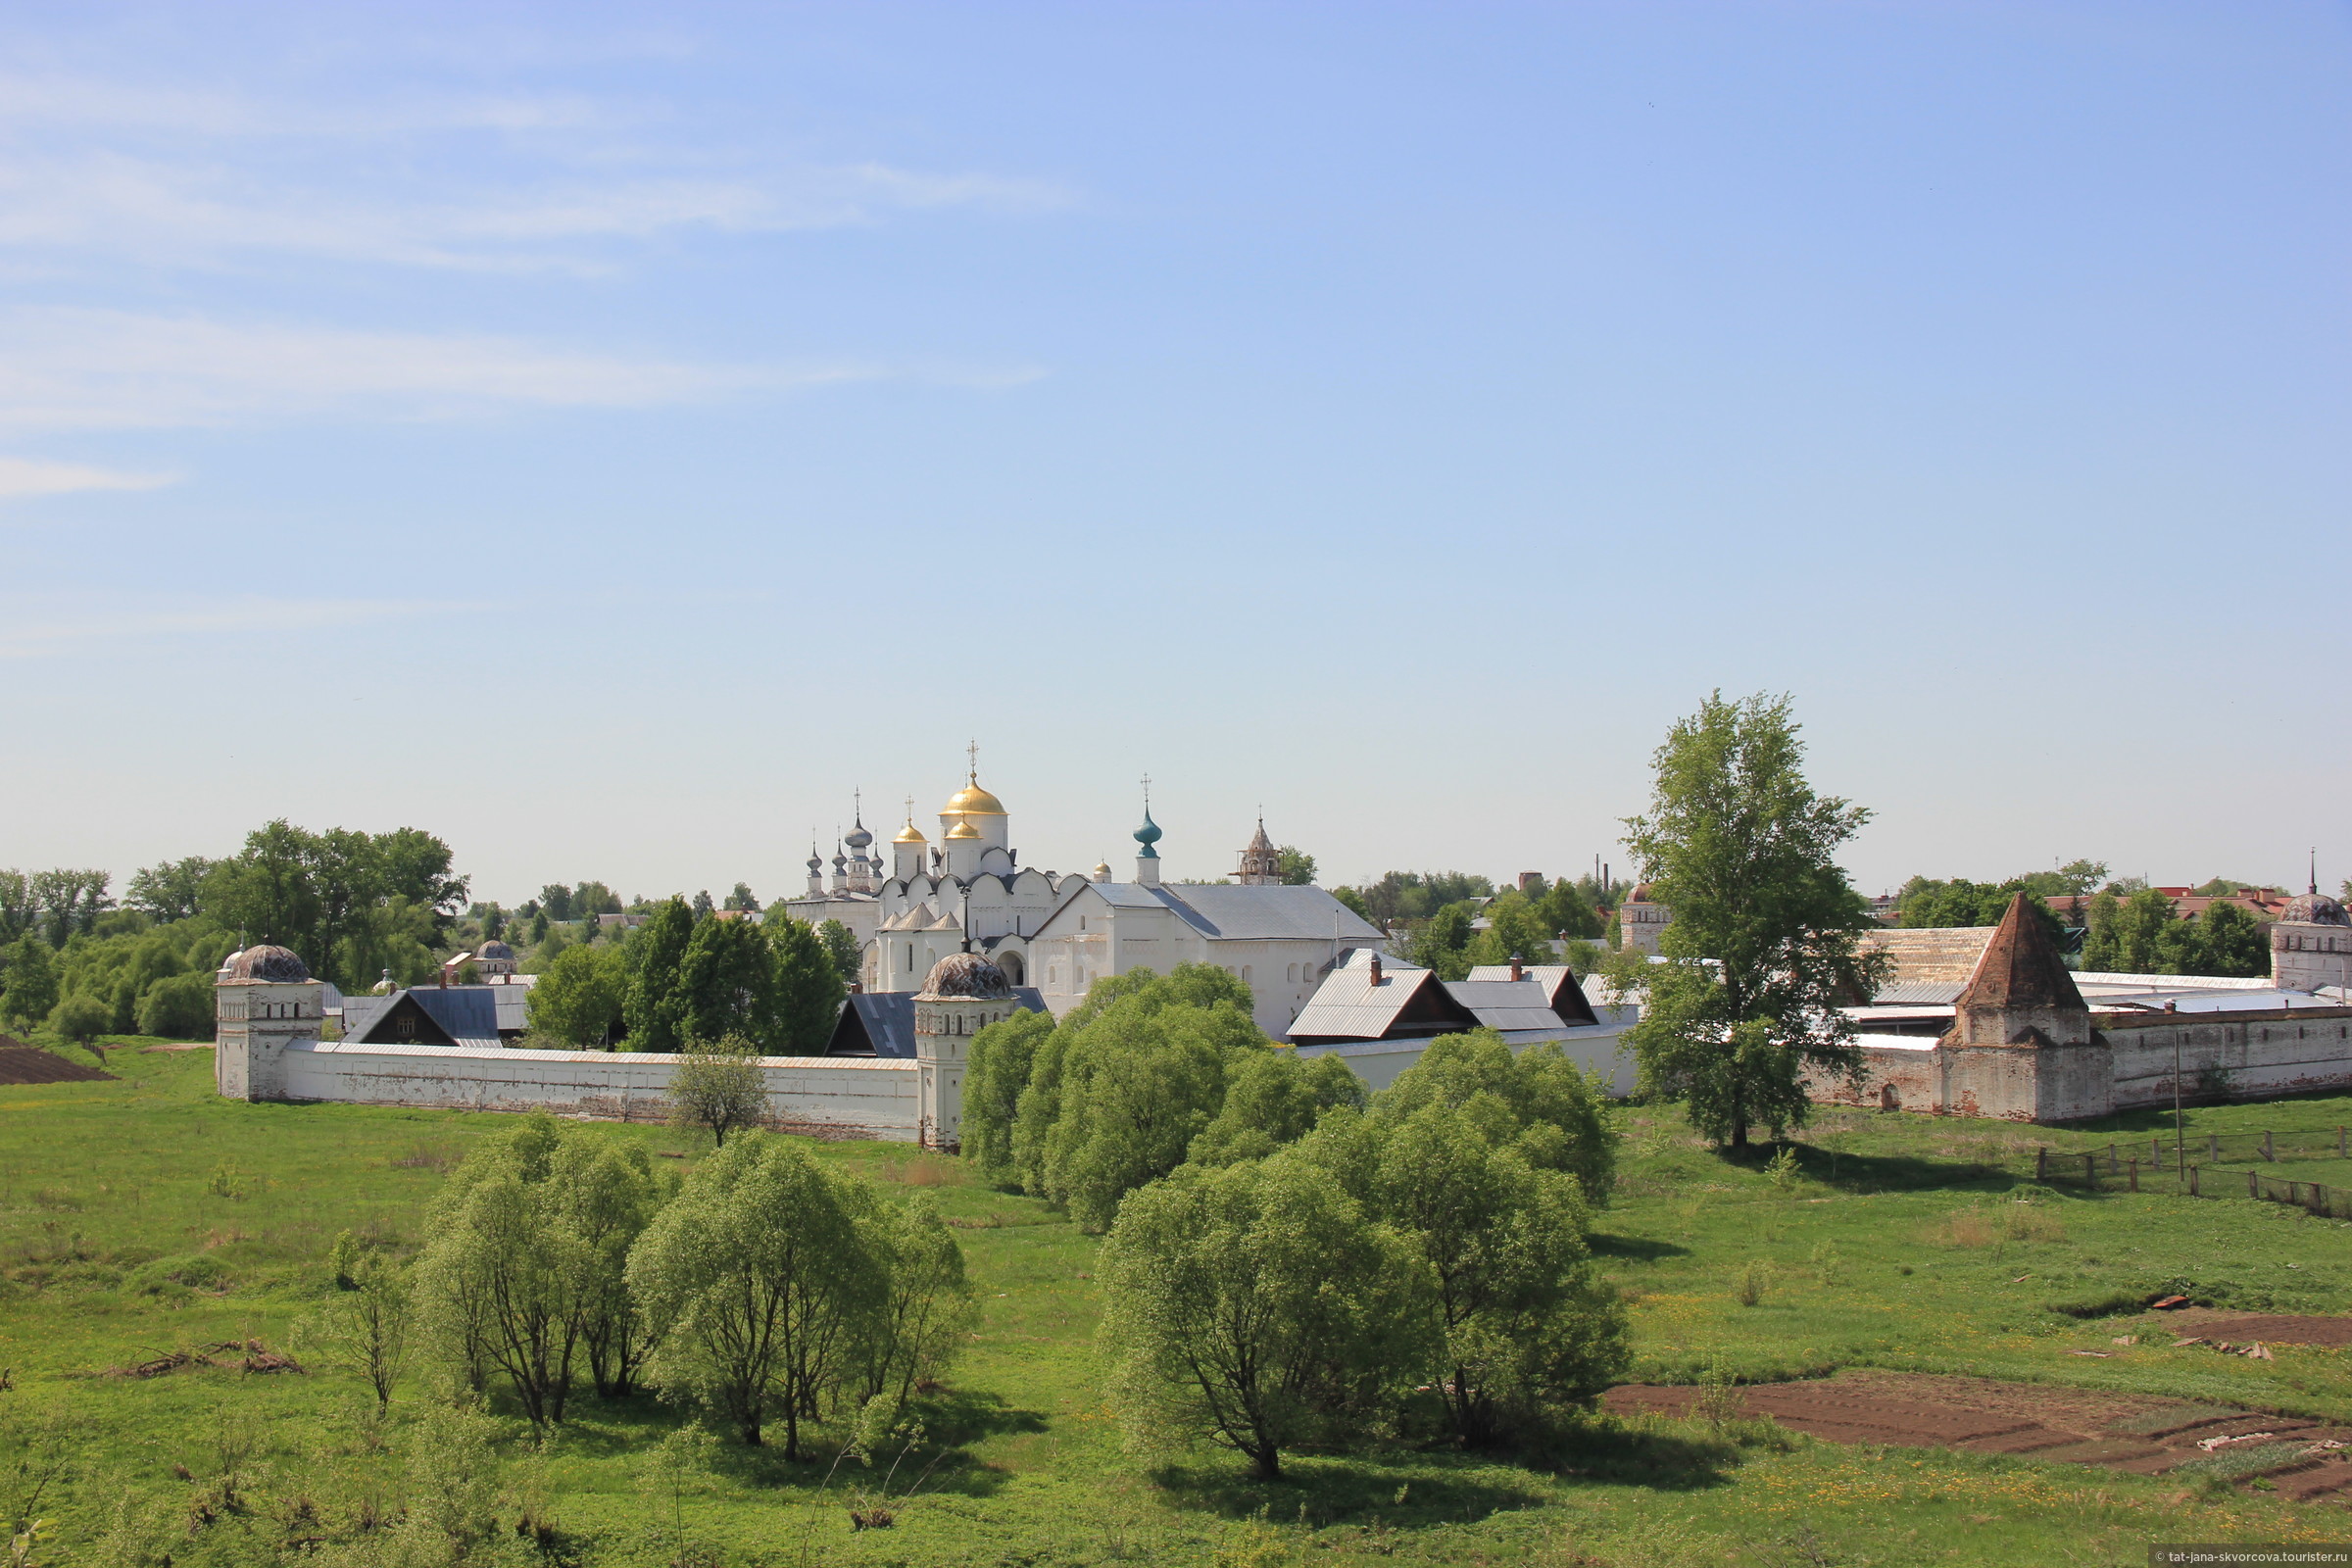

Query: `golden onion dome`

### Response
(945, 818, 982, 840)
(894, 820, 927, 844)
(943, 775, 1007, 816)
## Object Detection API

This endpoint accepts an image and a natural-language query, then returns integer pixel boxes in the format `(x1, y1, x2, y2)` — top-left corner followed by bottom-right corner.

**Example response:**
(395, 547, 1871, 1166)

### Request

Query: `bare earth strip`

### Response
(1605, 1368, 2352, 1504)
(0, 1045, 115, 1085)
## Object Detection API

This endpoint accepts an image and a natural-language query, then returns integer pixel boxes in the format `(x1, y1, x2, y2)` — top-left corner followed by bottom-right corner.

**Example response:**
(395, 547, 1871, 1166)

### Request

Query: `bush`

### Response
(46, 992, 113, 1047)
(136, 972, 215, 1040)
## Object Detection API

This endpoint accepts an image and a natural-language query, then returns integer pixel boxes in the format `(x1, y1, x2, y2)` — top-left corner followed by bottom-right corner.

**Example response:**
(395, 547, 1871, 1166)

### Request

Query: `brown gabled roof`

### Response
(1955, 893, 2085, 1013)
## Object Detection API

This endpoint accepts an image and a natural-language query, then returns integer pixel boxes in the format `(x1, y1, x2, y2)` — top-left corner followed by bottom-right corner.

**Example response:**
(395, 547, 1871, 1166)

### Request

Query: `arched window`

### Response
(1286, 963, 1298, 983)
(1241, 965, 1252, 985)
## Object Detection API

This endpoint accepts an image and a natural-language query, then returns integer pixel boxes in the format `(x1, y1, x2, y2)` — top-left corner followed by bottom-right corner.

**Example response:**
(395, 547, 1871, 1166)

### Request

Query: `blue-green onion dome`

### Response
(1134, 808, 1162, 855)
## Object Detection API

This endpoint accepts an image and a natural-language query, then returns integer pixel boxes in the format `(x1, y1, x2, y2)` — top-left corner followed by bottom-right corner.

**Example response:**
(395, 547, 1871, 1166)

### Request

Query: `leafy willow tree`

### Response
(196, 820, 465, 989)
(1274, 847, 1317, 885)
(962, 1007, 1057, 1187)
(1343, 871, 1494, 925)
(1897, 877, 2067, 939)
(1368, 1030, 1616, 1203)
(627, 1136, 888, 1455)
(678, 915, 779, 1047)
(1301, 1099, 1627, 1448)
(854, 1195, 978, 1416)
(47, 993, 111, 1048)
(416, 1114, 662, 1423)
(1185, 1050, 1363, 1168)
(1099, 1149, 1431, 1480)
(124, 858, 217, 923)
(668, 1036, 770, 1148)
(1615, 692, 1885, 1150)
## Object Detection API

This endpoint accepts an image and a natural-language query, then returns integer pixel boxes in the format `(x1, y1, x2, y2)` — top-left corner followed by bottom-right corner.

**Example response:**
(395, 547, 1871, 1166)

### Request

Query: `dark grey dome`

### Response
(919, 952, 1010, 999)
(220, 945, 310, 983)
(2281, 892, 2350, 927)
(476, 940, 515, 960)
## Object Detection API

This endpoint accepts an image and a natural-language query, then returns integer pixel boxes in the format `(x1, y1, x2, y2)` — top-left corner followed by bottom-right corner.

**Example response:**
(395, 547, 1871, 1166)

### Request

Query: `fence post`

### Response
(2085, 1152, 2098, 1186)
(2249, 1169, 2259, 1199)
(2035, 1148, 2047, 1182)
(2210, 1133, 2221, 1160)
(2129, 1158, 2139, 1193)
(2108, 1144, 2119, 1174)
(2190, 1164, 2200, 1196)
(2340, 1126, 2346, 1159)
(2265, 1130, 2275, 1162)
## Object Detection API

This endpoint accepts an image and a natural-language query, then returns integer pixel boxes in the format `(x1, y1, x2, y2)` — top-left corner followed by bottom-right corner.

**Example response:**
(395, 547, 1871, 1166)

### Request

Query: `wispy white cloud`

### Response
(0, 71, 1070, 272)
(0, 595, 473, 658)
(0, 308, 1015, 430)
(0, 455, 177, 499)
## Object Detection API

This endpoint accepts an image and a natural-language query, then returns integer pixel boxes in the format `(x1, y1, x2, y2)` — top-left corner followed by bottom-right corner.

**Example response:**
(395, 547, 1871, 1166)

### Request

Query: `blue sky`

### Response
(1, 1, 2345, 906)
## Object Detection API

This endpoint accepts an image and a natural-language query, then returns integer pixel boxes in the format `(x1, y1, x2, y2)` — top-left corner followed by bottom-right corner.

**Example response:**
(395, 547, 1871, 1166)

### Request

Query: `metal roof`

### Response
(1463, 963, 1600, 1026)
(1148, 883, 1385, 942)
(1873, 982, 1965, 1005)
(1287, 964, 1435, 1040)
(1442, 978, 1570, 1035)
(830, 988, 1049, 1058)
(344, 988, 503, 1050)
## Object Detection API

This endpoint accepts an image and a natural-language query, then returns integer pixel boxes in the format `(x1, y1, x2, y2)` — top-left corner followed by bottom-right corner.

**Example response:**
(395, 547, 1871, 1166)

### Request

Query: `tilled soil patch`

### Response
(1606, 1369, 2352, 1503)
(0, 1045, 114, 1085)
(2158, 1311, 2352, 1349)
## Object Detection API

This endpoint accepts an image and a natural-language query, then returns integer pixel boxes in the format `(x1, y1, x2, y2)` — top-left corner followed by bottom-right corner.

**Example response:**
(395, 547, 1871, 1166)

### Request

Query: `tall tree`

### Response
(1460, 892, 1560, 971)
(125, 859, 216, 923)
(813, 919, 862, 986)
(677, 915, 778, 1049)
(1615, 692, 1884, 1149)
(667, 1036, 770, 1148)
(1275, 847, 1317, 886)
(626, 898, 698, 1054)
(527, 945, 629, 1049)
(1, 936, 60, 1031)
(765, 912, 847, 1054)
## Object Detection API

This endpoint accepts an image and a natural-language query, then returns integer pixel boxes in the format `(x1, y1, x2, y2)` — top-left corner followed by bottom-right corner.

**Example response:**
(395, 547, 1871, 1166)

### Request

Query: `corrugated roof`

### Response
(1288, 964, 1435, 1040)
(1463, 963, 1599, 1026)
(1442, 978, 1569, 1035)
(1873, 982, 1965, 1005)
(831, 987, 1049, 1057)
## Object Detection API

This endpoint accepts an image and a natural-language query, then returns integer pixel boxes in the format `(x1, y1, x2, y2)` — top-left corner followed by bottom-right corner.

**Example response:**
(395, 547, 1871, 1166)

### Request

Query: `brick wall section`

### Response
(1810, 1006, 2352, 1123)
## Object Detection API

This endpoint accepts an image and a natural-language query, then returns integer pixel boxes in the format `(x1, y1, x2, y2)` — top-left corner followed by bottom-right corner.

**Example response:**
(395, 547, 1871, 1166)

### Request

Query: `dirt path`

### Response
(1606, 1369, 2352, 1503)
(2157, 1311, 2352, 1349)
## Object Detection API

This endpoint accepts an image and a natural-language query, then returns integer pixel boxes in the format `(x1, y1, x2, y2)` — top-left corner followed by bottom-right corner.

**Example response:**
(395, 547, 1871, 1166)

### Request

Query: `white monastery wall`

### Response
(275, 1040, 920, 1140)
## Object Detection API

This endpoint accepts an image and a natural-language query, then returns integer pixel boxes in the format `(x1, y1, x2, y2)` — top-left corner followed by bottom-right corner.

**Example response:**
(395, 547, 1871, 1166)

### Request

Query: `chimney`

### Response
(1369, 955, 1383, 985)
(1510, 954, 1524, 983)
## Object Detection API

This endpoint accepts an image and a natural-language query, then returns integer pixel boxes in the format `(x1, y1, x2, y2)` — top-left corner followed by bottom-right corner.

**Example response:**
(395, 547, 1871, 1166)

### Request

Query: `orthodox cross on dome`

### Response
(1141, 772, 1152, 808)
(968, 738, 981, 783)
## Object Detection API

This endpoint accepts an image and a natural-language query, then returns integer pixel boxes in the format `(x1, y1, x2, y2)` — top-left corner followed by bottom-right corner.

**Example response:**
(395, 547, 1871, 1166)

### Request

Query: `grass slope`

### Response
(3, 1042, 2349, 1567)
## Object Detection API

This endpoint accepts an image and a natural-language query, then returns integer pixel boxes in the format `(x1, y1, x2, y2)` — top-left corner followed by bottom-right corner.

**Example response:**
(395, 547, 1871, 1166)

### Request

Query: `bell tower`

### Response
(912, 953, 1020, 1151)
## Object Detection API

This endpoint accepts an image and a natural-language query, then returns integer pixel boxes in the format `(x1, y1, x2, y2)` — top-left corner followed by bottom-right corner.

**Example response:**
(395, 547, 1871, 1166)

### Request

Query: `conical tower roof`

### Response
(1955, 893, 2084, 1014)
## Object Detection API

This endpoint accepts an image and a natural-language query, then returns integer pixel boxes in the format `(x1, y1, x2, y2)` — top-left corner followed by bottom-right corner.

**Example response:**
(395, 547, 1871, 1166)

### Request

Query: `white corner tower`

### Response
(214, 945, 324, 1101)
(912, 952, 1020, 1151)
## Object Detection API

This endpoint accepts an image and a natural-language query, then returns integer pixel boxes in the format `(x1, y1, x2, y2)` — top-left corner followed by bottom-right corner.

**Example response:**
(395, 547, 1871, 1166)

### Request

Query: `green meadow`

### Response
(6, 1042, 2351, 1567)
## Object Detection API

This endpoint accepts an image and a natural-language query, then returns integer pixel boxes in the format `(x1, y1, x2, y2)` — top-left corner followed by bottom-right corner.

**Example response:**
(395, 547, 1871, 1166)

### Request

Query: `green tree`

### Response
(1035, 969, 1268, 1231)
(1536, 879, 1605, 940)
(1408, 903, 1477, 980)
(1371, 1030, 1616, 1203)
(765, 912, 848, 1054)
(300, 1250, 411, 1408)
(1616, 692, 1885, 1150)
(124, 858, 217, 923)
(1186, 1050, 1363, 1167)
(961, 1007, 1057, 1187)
(667, 1035, 770, 1148)
(47, 991, 112, 1048)
(1098, 1150, 1432, 1480)
(1461, 891, 1562, 971)
(2187, 901, 2271, 978)
(1275, 847, 1317, 886)
(691, 889, 716, 918)
(814, 919, 862, 986)
(135, 972, 214, 1040)
(627, 1136, 887, 1454)
(556, 1137, 663, 1398)
(526, 944, 628, 1049)
(1897, 876, 2065, 942)
(722, 882, 760, 913)
(415, 1142, 585, 1428)
(855, 1195, 976, 1415)
(625, 898, 697, 1053)
(539, 884, 577, 923)
(1305, 1101, 1627, 1448)
(677, 915, 778, 1048)
(2082, 887, 2176, 973)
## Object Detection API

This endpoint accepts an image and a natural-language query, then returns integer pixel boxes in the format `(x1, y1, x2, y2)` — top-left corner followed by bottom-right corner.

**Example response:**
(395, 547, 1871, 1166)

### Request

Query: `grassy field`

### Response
(5, 1041, 2352, 1567)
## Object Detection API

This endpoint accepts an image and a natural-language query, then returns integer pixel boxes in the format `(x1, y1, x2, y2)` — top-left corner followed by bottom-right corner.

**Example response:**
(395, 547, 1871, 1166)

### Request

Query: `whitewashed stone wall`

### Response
(274, 1040, 920, 1140)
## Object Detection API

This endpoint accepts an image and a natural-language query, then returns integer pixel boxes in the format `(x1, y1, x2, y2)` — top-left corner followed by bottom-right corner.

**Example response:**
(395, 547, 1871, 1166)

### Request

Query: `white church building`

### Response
(784, 761, 1385, 1041)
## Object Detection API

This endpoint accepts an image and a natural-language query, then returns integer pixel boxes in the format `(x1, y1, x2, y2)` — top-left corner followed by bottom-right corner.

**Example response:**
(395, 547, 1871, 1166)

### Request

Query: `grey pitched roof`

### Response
(1288, 962, 1456, 1041)
(1463, 964, 1600, 1026)
(348, 986, 531, 1037)
(346, 988, 503, 1049)
(1442, 978, 1575, 1034)
(1144, 883, 1384, 942)
(829, 988, 1049, 1057)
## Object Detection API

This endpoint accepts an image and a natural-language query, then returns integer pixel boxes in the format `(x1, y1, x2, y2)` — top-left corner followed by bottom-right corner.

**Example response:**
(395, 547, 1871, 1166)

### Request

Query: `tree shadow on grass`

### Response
(1152, 1452, 1553, 1526)
(1589, 1232, 1691, 1262)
